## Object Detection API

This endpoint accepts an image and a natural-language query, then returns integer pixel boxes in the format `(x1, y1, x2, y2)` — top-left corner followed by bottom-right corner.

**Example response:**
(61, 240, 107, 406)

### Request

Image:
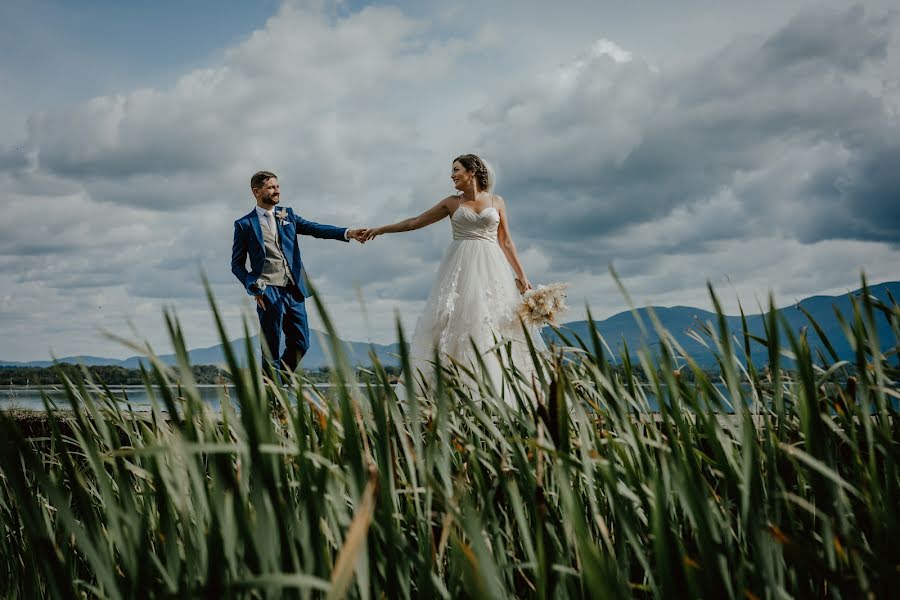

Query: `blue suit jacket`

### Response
(231, 207, 348, 298)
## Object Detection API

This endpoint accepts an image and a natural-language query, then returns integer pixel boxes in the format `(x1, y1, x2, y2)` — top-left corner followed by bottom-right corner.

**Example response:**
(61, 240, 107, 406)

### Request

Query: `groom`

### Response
(231, 170, 367, 374)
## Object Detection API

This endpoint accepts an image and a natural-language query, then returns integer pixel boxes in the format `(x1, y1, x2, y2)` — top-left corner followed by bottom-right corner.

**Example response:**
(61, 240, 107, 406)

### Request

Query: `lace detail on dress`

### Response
(437, 264, 462, 353)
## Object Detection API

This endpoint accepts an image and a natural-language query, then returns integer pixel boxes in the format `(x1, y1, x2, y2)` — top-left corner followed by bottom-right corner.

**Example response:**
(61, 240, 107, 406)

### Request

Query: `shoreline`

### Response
(0, 406, 792, 431)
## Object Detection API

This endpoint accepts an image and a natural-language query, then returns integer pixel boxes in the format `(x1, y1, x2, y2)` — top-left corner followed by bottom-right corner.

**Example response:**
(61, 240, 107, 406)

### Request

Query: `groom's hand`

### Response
(255, 296, 266, 311)
(347, 228, 370, 243)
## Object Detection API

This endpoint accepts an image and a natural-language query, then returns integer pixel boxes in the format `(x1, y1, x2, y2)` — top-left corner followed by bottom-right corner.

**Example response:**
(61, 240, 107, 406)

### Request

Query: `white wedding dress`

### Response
(401, 199, 546, 407)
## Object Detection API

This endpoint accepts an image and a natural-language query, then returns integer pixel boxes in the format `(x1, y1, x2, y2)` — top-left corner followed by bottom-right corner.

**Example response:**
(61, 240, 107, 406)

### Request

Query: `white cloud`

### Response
(1, 1, 899, 361)
(2, 2, 494, 358)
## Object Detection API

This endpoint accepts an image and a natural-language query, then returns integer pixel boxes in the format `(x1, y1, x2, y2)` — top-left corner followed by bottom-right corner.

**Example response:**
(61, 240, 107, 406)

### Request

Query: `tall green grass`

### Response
(1, 278, 898, 598)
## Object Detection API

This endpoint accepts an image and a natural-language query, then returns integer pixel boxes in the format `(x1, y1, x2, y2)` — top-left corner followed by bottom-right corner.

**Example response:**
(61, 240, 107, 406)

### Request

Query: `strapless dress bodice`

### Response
(451, 205, 499, 242)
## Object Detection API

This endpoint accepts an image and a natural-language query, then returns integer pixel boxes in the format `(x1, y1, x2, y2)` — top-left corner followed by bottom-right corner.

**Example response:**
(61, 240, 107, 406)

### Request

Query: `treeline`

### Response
(0, 364, 229, 387)
(2, 359, 734, 388)
(1, 364, 400, 387)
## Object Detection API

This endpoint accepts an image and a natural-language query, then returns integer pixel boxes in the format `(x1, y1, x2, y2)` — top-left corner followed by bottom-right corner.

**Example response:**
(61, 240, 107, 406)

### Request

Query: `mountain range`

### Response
(0, 330, 399, 371)
(546, 281, 898, 369)
(2, 282, 896, 371)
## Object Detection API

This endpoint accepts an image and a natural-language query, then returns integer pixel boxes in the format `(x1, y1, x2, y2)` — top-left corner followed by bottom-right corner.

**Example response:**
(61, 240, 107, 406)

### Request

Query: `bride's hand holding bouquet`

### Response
(518, 282, 569, 327)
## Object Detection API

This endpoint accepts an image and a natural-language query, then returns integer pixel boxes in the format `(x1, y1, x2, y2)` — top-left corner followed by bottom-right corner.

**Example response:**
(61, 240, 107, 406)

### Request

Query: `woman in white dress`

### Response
(363, 154, 545, 404)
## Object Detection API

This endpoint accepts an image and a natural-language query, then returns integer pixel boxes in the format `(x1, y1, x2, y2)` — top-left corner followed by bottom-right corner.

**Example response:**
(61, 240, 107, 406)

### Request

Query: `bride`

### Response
(363, 154, 546, 404)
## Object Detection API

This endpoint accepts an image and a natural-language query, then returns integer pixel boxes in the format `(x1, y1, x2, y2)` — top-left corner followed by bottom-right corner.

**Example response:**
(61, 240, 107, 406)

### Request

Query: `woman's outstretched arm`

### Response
(364, 196, 455, 240)
(495, 196, 533, 293)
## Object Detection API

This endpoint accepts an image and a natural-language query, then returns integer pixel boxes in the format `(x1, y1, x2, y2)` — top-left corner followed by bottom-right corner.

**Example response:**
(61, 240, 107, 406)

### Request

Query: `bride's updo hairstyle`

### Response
(454, 153, 494, 192)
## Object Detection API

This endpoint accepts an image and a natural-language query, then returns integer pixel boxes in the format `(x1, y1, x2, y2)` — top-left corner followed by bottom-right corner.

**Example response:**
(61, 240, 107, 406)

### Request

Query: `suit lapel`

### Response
(276, 208, 293, 255)
(274, 208, 284, 241)
(249, 210, 264, 248)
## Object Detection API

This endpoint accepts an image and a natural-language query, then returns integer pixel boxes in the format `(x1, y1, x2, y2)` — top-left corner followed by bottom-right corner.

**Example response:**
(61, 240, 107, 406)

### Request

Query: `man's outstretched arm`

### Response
(289, 210, 368, 242)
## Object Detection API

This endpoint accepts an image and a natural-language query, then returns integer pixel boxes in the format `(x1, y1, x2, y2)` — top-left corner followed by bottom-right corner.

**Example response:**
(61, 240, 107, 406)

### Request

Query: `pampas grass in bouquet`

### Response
(518, 282, 569, 327)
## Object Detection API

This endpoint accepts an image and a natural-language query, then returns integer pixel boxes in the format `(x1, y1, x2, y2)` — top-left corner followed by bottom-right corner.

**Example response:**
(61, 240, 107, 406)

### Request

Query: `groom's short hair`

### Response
(250, 170, 277, 191)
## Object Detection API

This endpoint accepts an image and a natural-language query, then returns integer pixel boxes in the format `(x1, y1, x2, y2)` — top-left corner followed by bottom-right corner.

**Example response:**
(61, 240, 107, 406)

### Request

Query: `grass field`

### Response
(1, 279, 898, 598)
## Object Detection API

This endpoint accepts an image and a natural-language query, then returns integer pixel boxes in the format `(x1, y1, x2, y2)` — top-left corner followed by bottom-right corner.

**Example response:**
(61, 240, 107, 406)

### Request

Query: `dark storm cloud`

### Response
(757, 4, 889, 72)
(0, 146, 27, 172)
(798, 138, 900, 244)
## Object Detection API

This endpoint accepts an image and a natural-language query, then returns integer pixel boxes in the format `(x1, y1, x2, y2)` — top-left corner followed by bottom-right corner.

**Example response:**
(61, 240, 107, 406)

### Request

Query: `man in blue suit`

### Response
(232, 170, 367, 374)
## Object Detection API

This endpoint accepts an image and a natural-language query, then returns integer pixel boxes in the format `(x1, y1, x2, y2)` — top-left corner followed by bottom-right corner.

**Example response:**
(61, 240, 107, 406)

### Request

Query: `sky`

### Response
(1, 0, 898, 360)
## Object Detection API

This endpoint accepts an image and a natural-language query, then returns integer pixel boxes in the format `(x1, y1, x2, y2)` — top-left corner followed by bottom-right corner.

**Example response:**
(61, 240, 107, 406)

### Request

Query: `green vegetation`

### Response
(0, 277, 898, 598)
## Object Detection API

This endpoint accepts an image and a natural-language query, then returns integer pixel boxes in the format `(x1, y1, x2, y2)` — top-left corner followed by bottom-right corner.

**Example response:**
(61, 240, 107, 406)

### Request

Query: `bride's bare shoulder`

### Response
(492, 194, 507, 208)
(439, 195, 459, 210)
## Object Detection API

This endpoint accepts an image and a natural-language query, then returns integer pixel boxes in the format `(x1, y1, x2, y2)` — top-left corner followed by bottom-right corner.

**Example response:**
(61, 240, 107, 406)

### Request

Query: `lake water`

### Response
(1, 385, 238, 412)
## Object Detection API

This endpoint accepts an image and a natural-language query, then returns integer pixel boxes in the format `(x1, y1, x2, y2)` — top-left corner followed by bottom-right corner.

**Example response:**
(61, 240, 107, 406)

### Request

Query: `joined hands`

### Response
(346, 227, 383, 244)
(346, 228, 373, 243)
(361, 227, 383, 242)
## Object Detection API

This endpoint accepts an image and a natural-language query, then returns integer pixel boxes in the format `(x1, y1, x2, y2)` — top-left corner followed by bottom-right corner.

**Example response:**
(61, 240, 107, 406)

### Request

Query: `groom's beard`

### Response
(262, 194, 280, 206)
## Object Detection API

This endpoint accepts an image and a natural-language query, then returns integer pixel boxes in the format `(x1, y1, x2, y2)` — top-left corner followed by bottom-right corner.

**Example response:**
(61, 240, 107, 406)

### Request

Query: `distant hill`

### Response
(2, 282, 896, 371)
(0, 330, 402, 370)
(548, 281, 899, 369)
(0, 355, 123, 368)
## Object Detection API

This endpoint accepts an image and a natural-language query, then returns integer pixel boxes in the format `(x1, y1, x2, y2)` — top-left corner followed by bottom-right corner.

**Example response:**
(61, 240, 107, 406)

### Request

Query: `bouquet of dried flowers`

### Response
(517, 282, 569, 327)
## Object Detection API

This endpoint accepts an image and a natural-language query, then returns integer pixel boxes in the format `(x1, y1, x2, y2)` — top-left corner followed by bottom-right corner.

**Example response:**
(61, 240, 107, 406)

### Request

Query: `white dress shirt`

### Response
(255, 206, 277, 239)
